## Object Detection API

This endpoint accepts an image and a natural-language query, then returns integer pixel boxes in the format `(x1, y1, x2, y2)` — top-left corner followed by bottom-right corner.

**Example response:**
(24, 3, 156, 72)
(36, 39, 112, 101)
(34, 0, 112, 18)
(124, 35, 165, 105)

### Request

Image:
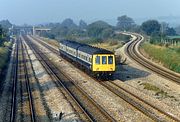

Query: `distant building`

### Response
(167, 36, 180, 41)
(166, 36, 180, 46)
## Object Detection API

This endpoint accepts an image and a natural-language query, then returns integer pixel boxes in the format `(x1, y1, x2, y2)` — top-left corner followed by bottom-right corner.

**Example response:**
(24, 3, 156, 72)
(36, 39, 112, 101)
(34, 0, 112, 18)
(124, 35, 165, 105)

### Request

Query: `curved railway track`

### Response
(125, 33, 180, 84)
(30, 34, 180, 84)
(23, 35, 115, 122)
(10, 38, 36, 122)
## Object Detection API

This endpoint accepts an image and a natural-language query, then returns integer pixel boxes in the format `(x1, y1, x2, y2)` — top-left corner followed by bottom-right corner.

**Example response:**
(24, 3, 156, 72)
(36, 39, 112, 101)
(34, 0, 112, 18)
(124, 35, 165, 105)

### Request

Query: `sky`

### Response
(0, 0, 180, 25)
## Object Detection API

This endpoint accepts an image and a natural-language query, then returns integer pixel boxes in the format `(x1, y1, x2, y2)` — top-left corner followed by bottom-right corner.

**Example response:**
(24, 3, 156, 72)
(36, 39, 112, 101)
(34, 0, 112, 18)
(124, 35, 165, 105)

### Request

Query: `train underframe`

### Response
(92, 71, 114, 80)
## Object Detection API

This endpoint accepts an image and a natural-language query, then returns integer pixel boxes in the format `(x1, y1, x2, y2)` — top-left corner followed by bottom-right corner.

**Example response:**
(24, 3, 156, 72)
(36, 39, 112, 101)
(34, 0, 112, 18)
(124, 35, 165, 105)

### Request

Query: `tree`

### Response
(141, 20, 161, 36)
(61, 18, 77, 29)
(87, 20, 112, 38)
(160, 22, 176, 36)
(79, 20, 87, 29)
(0, 20, 12, 29)
(46, 19, 80, 38)
(116, 15, 135, 31)
(175, 26, 180, 35)
(0, 25, 7, 45)
(165, 27, 176, 36)
(0, 25, 2, 37)
(101, 28, 113, 39)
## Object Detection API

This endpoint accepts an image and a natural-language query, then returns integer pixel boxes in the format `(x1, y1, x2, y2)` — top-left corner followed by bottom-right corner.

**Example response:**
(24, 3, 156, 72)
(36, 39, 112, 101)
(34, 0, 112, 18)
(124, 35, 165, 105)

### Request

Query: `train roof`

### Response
(78, 46, 113, 54)
(60, 40, 84, 49)
(60, 40, 114, 55)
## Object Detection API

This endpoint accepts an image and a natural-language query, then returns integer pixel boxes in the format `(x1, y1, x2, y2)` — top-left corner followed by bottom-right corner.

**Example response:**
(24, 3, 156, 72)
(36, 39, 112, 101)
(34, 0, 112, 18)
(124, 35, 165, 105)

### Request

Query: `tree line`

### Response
(40, 15, 178, 44)
(0, 20, 12, 46)
(0, 25, 7, 46)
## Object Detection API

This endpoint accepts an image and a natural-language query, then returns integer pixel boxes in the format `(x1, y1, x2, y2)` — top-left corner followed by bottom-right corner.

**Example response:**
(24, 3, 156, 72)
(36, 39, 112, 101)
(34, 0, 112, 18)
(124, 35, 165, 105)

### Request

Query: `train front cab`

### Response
(92, 54, 115, 77)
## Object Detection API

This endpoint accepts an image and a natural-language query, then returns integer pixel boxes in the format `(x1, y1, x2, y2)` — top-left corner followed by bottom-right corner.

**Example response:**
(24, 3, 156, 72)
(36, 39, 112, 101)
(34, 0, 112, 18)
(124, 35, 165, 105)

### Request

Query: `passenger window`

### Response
(90, 58, 92, 62)
(102, 56, 107, 64)
(95, 56, 100, 64)
(108, 56, 113, 64)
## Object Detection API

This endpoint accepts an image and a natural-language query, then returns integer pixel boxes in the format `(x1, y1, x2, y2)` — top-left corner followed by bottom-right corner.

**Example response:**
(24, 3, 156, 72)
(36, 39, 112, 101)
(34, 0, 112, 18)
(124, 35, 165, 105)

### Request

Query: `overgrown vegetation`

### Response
(0, 47, 9, 68)
(140, 83, 171, 98)
(142, 42, 180, 73)
(92, 39, 123, 52)
(0, 41, 12, 74)
(0, 24, 12, 77)
(141, 20, 179, 73)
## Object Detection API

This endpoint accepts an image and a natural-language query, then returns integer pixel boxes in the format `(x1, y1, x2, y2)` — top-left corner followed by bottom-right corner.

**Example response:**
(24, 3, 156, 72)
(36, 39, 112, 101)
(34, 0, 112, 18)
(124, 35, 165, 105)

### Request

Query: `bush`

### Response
(112, 33, 130, 42)
(79, 38, 104, 44)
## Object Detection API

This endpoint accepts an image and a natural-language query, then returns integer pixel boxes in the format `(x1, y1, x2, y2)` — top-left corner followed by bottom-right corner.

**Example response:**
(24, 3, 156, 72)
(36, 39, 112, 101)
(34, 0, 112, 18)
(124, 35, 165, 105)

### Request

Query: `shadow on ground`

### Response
(113, 64, 151, 81)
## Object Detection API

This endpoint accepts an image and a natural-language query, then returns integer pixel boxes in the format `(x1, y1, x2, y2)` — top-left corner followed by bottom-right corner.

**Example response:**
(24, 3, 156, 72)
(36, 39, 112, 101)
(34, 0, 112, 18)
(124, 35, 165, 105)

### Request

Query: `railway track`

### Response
(125, 33, 180, 84)
(10, 38, 19, 122)
(32, 34, 180, 84)
(10, 38, 36, 122)
(20, 38, 36, 122)
(24, 35, 115, 122)
(31, 35, 180, 121)
(100, 81, 180, 122)
(30, 36, 59, 54)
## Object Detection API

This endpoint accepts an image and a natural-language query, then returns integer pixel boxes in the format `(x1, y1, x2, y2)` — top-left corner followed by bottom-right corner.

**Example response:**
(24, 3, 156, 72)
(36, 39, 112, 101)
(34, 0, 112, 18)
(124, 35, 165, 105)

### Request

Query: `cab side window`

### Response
(108, 56, 113, 64)
(102, 56, 107, 64)
(95, 56, 100, 64)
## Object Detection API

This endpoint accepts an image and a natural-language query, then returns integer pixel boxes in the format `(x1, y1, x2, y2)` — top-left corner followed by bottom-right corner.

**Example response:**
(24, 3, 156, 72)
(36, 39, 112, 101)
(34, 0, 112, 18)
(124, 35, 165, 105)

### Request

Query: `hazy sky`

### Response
(0, 0, 180, 25)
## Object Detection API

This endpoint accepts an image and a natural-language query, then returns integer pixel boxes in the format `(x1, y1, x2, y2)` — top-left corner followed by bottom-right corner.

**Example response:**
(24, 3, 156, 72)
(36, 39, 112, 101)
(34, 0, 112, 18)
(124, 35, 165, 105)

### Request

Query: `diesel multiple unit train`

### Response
(59, 40, 116, 77)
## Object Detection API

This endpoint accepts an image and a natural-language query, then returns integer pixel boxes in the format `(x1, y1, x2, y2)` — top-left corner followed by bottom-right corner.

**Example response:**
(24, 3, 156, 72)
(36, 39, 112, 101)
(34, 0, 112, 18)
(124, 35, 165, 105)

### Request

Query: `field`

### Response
(141, 42, 180, 73)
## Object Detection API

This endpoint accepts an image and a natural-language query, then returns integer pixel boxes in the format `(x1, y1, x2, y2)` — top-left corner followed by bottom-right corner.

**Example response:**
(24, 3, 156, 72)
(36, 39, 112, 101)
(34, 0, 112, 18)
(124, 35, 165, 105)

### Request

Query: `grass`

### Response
(92, 39, 123, 52)
(140, 83, 169, 98)
(140, 83, 160, 92)
(141, 42, 180, 73)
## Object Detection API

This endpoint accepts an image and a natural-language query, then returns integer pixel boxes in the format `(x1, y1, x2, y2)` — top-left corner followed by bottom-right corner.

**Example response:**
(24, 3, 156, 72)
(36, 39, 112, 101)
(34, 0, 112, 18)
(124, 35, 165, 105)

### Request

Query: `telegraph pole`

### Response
(161, 23, 164, 44)
(33, 26, 36, 36)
